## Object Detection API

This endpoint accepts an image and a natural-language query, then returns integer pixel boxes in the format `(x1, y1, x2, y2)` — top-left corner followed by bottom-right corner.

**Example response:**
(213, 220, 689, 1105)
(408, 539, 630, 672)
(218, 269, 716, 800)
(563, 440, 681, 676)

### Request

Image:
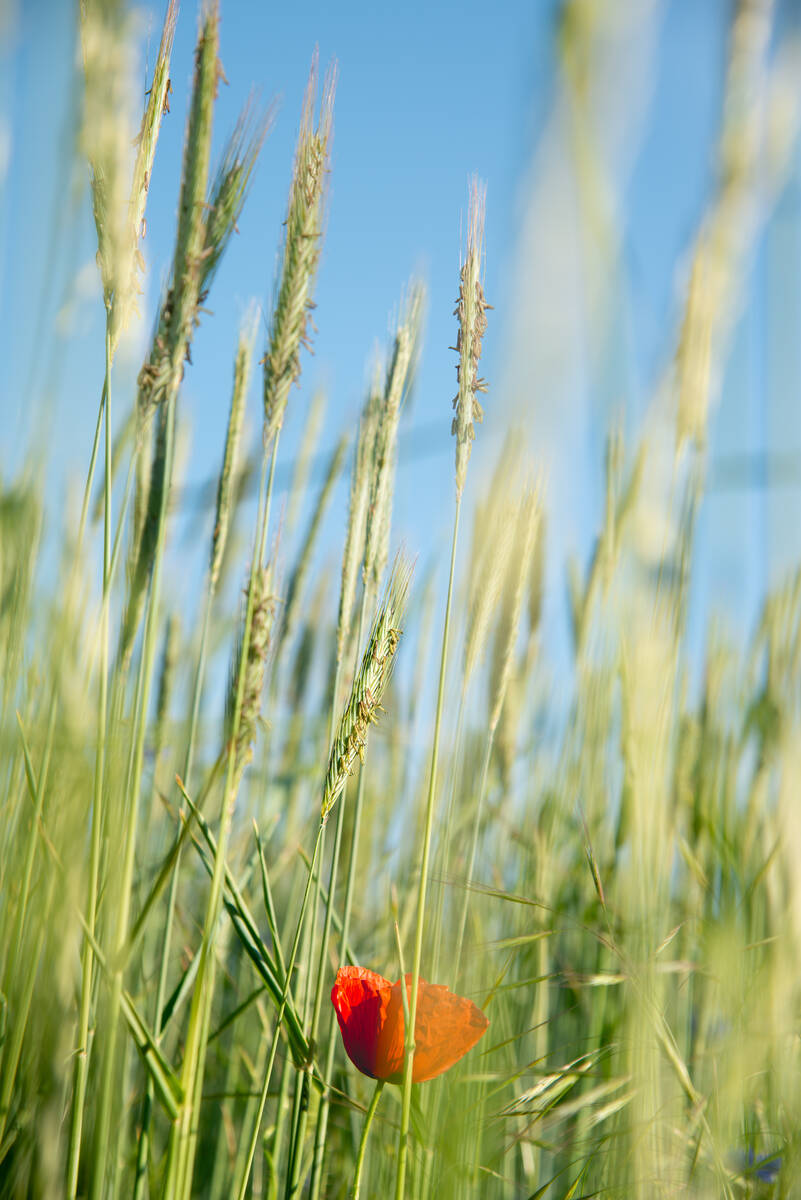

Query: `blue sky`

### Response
(3, 0, 549, 544)
(3, 0, 801, 685)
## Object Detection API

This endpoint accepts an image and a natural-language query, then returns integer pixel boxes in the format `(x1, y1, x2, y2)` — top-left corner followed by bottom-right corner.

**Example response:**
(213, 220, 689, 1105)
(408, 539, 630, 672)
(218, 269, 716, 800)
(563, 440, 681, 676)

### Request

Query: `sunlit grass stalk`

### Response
(268, 1045, 296, 1193)
(135, 314, 254, 1191)
(79, 0, 136, 337)
(66, 318, 113, 1198)
(1, 702, 56, 1011)
(77, 382, 109, 555)
(0, 869, 57, 1158)
(91, 381, 177, 1200)
(336, 377, 381, 670)
(454, 489, 538, 981)
(307, 296, 422, 1198)
(168, 440, 272, 1200)
(240, 1009, 279, 1193)
(0, 734, 54, 1056)
(306, 599, 369, 1200)
(263, 60, 335, 449)
(171, 63, 332, 1197)
(395, 503, 460, 1198)
(396, 181, 487, 1198)
(0, 709, 56, 1145)
(175, 776, 312, 1060)
(121, 21, 267, 673)
(350, 1079, 385, 1200)
(431, 293, 511, 989)
(287, 561, 412, 1197)
(75, 0, 177, 586)
(206, 968, 247, 1200)
(253, 864, 307, 1192)
(232, 817, 325, 1200)
(91, 9, 220, 1187)
(289, 657, 361, 1197)
(363, 285, 423, 613)
(300, 389, 384, 1191)
(237, 560, 410, 1199)
(113, 0, 178, 351)
(429, 696, 467, 982)
(285, 1060, 310, 1197)
(173, 411, 293, 1200)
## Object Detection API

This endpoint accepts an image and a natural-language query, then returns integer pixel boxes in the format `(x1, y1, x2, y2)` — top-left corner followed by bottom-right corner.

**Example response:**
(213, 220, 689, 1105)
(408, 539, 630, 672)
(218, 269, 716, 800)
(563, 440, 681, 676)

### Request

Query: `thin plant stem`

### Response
(168, 434, 277, 1200)
(0, 707, 56, 1144)
(285, 715, 338, 1198)
(286, 646, 355, 1199)
(2, 701, 56, 1001)
(430, 691, 467, 980)
(268, 1038, 296, 1194)
(233, 822, 325, 1200)
(67, 318, 112, 1197)
(350, 1079, 385, 1200)
(308, 595, 369, 1200)
(133, 579, 218, 1195)
(395, 496, 461, 1199)
(131, 1085, 153, 1200)
(0, 874, 57, 1150)
(90, 390, 176, 1200)
(284, 1067, 308, 1200)
(452, 729, 493, 986)
(229, 1032, 268, 1195)
(154, 571, 216, 1028)
(76, 381, 106, 554)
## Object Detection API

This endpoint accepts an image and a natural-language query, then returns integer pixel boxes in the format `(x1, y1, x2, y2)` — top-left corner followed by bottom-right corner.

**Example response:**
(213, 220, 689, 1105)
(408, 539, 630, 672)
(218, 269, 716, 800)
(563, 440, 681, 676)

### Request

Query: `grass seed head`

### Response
(119, 403, 169, 667)
(114, 0, 178, 350)
(154, 612, 180, 764)
(263, 56, 336, 446)
(322, 555, 412, 822)
(210, 307, 257, 590)
(226, 565, 276, 780)
(201, 99, 272, 293)
(337, 374, 382, 667)
(452, 177, 489, 499)
(136, 4, 219, 420)
(363, 284, 424, 601)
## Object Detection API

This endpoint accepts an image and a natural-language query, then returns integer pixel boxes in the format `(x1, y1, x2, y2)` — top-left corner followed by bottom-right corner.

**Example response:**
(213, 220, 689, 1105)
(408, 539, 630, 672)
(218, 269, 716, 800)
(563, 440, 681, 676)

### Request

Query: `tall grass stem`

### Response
(395, 496, 461, 1198)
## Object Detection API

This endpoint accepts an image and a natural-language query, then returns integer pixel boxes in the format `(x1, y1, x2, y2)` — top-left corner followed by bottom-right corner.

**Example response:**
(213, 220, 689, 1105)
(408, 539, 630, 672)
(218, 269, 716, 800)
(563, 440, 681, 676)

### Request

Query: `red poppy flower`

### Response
(330, 965, 489, 1083)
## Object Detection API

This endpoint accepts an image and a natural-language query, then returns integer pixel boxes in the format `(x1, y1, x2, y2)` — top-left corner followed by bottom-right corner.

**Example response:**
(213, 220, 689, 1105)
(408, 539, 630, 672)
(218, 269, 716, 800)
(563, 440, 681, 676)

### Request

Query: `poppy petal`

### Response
(331, 966, 393, 1079)
(373, 981, 407, 1081)
(332, 966, 489, 1084)
(408, 977, 489, 1082)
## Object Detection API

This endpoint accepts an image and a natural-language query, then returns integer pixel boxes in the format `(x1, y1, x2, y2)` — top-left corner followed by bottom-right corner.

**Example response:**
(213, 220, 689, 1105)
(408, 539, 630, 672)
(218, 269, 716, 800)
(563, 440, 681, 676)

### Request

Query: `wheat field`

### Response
(2, 1, 801, 1197)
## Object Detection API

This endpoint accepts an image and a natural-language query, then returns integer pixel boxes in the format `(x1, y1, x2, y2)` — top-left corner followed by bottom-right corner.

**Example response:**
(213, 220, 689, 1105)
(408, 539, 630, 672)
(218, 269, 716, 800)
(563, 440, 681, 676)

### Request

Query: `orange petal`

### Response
(407, 977, 489, 1082)
(373, 981, 407, 1081)
(374, 975, 489, 1083)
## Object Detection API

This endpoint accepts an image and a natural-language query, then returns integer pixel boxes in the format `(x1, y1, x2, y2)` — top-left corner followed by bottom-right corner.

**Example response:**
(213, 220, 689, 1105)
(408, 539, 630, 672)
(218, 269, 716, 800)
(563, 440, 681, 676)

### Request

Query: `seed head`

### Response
(452, 177, 490, 499)
(322, 556, 411, 822)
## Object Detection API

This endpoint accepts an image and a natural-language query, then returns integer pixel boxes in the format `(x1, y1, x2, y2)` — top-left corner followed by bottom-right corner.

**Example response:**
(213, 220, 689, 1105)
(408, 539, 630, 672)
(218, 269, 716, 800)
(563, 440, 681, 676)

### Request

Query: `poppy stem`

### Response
(350, 1078, 385, 1200)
